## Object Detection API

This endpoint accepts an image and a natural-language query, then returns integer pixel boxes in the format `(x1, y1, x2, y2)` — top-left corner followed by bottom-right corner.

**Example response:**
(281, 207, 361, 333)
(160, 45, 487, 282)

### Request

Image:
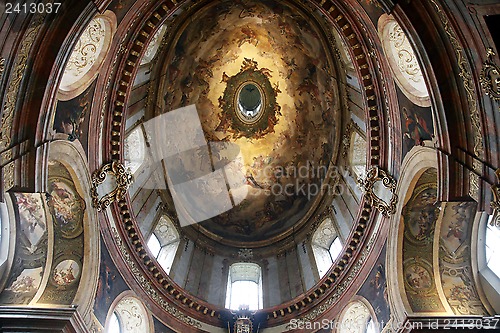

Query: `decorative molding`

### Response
(90, 161, 133, 211)
(378, 15, 430, 107)
(0, 13, 46, 151)
(235, 315, 253, 333)
(111, 228, 203, 329)
(429, 0, 484, 178)
(341, 121, 355, 158)
(362, 166, 398, 217)
(237, 248, 254, 261)
(64, 19, 106, 78)
(480, 47, 500, 109)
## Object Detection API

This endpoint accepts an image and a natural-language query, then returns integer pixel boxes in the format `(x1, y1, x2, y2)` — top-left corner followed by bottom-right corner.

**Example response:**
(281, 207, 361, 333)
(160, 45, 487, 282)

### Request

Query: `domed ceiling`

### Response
(149, 0, 342, 245)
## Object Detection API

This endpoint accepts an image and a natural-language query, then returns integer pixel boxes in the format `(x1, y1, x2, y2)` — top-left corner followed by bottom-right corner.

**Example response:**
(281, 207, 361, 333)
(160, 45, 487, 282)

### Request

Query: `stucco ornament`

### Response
(91, 161, 133, 211)
(361, 166, 398, 217)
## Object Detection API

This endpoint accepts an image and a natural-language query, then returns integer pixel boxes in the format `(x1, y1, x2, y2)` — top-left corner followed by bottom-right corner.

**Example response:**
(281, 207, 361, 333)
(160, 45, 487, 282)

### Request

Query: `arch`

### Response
(105, 290, 154, 333)
(47, 140, 100, 323)
(312, 217, 343, 278)
(225, 262, 263, 311)
(146, 215, 180, 274)
(57, 10, 117, 101)
(336, 297, 379, 333)
(386, 146, 441, 322)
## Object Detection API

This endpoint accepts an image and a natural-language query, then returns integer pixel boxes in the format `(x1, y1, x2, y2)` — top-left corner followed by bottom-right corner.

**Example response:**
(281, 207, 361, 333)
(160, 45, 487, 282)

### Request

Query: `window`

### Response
(124, 126, 146, 175)
(486, 221, 500, 278)
(146, 233, 161, 258)
(108, 312, 121, 333)
(105, 292, 152, 333)
(146, 216, 180, 274)
(225, 263, 263, 311)
(350, 131, 367, 181)
(366, 318, 377, 333)
(312, 218, 343, 278)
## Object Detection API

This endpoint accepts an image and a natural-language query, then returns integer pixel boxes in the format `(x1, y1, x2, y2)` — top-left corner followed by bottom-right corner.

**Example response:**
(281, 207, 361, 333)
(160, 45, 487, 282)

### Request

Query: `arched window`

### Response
(124, 125, 146, 175)
(337, 299, 379, 333)
(146, 216, 180, 274)
(312, 218, 343, 278)
(365, 317, 377, 333)
(476, 213, 500, 312)
(485, 218, 500, 279)
(105, 292, 153, 333)
(350, 131, 367, 182)
(225, 263, 263, 311)
(378, 14, 430, 107)
(140, 24, 167, 65)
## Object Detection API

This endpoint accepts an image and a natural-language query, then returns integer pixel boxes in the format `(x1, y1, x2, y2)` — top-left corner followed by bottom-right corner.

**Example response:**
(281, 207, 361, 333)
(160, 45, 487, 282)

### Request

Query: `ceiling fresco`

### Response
(152, 0, 341, 243)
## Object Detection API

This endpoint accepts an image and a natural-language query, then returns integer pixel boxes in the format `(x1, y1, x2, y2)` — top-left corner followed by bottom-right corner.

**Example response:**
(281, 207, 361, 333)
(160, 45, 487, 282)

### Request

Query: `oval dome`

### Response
(151, 0, 341, 245)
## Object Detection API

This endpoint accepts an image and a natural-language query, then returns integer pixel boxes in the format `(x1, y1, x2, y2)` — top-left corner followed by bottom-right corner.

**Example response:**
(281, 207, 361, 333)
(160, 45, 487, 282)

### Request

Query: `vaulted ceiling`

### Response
(0, 0, 499, 332)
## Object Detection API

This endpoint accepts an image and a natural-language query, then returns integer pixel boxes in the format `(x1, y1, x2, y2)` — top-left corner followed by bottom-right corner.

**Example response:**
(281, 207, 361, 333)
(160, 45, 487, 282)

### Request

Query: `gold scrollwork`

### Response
(480, 48, 500, 108)
(490, 169, 500, 227)
(0, 57, 5, 77)
(91, 161, 133, 211)
(1, 13, 46, 151)
(361, 166, 398, 217)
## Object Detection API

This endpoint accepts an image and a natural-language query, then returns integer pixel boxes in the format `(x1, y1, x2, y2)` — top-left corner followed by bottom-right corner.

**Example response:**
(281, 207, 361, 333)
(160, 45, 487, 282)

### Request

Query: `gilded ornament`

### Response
(91, 161, 133, 211)
(480, 48, 500, 108)
(1, 13, 45, 150)
(361, 166, 398, 217)
(429, 0, 484, 162)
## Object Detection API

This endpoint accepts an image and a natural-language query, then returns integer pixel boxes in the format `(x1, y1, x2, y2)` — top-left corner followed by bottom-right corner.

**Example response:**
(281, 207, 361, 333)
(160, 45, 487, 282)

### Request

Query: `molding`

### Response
(0, 306, 88, 332)
(428, 0, 484, 202)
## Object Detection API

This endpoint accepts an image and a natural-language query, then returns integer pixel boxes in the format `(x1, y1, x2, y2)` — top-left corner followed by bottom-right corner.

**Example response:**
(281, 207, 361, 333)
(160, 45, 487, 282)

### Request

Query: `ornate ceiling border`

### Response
(428, 0, 484, 202)
(98, 0, 390, 328)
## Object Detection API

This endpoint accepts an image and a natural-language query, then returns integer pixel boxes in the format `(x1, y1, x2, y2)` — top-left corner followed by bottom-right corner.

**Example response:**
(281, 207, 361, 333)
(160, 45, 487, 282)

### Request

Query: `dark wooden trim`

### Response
(0, 307, 88, 333)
